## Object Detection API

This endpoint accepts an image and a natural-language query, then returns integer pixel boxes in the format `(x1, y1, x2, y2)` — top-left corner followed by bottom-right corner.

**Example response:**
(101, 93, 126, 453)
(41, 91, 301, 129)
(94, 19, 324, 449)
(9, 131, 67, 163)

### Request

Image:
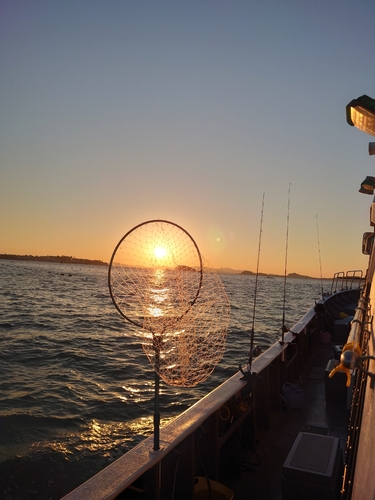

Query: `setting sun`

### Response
(154, 246, 167, 259)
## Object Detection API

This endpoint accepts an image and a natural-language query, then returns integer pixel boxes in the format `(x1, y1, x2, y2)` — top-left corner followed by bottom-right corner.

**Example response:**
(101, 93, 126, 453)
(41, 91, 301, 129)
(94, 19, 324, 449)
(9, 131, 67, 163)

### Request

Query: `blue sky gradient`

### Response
(1, 1, 375, 276)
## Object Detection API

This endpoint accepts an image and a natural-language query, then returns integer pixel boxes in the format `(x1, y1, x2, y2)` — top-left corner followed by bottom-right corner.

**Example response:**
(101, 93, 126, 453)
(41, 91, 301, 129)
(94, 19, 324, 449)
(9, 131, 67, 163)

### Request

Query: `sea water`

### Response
(0, 259, 324, 499)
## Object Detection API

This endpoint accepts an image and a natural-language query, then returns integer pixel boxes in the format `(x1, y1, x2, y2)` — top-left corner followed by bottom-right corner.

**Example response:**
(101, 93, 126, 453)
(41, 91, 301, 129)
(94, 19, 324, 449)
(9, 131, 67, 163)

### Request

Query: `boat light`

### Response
(359, 176, 375, 195)
(362, 232, 375, 255)
(346, 95, 375, 136)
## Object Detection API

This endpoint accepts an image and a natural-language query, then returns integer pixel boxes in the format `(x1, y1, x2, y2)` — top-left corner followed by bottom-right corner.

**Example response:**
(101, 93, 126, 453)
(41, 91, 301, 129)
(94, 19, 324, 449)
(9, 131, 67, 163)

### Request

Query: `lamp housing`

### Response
(359, 176, 375, 195)
(347, 95, 375, 136)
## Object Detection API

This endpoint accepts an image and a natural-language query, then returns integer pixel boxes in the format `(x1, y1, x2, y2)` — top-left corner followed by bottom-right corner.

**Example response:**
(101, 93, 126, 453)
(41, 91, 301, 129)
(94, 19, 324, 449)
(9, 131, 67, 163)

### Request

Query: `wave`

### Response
(0, 412, 84, 430)
(0, 260, 322, 498)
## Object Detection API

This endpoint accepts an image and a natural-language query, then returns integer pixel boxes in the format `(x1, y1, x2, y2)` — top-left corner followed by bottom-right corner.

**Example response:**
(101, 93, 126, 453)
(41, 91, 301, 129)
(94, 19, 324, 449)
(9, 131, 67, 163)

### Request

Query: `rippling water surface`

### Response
(0, 260, 325, 499)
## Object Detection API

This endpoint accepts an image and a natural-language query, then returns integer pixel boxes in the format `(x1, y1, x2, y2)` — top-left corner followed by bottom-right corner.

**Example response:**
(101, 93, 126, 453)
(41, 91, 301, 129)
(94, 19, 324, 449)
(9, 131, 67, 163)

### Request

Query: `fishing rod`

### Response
(280, 183, 291, 348)
(249, 193, 265, 370)
(240, 193, 265, 378)
(316, 214, 324, 297)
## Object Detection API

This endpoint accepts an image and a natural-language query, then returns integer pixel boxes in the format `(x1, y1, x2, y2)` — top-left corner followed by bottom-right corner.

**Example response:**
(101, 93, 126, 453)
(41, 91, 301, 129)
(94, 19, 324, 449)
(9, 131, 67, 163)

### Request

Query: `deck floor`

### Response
(230, 340, 349, 500)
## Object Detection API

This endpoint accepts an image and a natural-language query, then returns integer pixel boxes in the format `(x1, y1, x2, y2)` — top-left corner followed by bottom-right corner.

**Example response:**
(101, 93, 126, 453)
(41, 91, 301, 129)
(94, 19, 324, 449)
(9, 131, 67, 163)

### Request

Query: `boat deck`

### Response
(63, 290, 358, 500)
(230, 340, 349, 499)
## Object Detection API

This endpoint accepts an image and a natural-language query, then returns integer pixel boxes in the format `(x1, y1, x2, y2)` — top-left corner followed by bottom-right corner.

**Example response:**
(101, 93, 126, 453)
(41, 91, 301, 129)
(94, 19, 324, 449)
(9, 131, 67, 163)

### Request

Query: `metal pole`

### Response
(154, 370, 160, 451)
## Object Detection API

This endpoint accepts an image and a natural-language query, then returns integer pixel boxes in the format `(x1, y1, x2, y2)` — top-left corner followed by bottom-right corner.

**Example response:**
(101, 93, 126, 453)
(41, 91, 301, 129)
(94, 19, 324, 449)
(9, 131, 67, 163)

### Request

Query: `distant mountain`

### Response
(287, 272, 315, 279)
(0, 254, 108, 266)
(217, 267, 242, 274)
(221, 268, 321, 280)
(0, 254, 324, 278)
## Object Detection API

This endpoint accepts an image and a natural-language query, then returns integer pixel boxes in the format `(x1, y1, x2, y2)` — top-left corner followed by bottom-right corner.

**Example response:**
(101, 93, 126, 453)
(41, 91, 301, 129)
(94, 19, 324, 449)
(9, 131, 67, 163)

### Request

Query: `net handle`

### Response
(108, 219, 203, 328)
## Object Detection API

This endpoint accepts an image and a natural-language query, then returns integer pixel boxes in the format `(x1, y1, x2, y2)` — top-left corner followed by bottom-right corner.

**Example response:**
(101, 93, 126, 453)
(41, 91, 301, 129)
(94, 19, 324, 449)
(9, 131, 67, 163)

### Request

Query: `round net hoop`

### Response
(108, 220, 203, 328)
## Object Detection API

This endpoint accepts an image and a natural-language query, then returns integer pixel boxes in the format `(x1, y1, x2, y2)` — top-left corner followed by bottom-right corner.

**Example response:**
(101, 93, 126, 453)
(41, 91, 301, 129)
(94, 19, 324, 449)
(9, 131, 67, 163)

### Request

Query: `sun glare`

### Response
(154, 246, 167, 259)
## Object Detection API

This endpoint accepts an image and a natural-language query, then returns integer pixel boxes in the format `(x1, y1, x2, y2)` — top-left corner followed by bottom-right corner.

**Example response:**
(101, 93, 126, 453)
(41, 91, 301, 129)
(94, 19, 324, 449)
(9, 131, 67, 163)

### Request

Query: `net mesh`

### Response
(109, 220, 230, 387)
(109, 220, 203, 327)
(143, 263, 230, 386)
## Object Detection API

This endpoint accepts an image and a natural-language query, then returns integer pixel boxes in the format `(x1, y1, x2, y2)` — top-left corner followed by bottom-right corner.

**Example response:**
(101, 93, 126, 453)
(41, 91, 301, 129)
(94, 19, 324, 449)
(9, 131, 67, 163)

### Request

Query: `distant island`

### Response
(175, 265, 196, 272)
(238, 270, 322, 280)
(0, 254, 108, 266)
(0, 254, 326, 278)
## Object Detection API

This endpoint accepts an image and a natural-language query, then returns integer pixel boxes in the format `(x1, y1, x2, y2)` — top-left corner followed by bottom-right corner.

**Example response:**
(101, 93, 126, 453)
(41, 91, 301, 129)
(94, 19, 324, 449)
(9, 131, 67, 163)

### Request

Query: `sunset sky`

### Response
(1, 1, 375, 277)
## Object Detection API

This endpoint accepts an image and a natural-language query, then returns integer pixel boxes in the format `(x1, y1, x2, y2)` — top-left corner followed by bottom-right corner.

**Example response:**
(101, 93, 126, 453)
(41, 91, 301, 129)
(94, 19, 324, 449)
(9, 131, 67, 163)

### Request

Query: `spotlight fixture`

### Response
(359, 176, 375, 195)
(347, 95, 375, 136)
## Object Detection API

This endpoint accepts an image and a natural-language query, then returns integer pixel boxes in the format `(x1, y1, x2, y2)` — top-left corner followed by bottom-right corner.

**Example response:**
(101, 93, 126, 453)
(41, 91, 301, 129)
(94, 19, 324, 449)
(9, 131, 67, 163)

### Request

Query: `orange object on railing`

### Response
(329, 342, 361, 387)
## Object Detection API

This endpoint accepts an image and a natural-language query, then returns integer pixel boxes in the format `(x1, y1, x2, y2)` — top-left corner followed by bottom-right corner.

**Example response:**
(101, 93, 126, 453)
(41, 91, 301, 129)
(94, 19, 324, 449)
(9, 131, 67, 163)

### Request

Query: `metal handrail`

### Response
(331, 270, 363, 294)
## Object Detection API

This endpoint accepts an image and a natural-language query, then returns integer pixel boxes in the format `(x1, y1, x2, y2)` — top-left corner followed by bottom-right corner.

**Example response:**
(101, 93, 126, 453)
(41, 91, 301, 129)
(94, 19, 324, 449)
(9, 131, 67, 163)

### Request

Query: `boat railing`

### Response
(62, 306, 317, 500)
(331, 270, 363, 294)
(346, 295, 368, 346)
(339, 286, 372, 499)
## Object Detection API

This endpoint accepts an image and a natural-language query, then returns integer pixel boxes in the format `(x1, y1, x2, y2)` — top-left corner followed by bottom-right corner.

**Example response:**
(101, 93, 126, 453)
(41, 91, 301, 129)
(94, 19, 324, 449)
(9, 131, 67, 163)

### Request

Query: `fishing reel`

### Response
(239, 345, 262, 381)
(279, 324, 289, 342)
(329, 342, 375, 388)
(341, 350, 375, 388)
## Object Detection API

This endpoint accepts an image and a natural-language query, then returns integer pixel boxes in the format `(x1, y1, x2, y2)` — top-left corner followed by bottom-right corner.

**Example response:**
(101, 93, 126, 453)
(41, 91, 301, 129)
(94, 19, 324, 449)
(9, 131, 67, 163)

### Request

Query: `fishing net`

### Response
(142, 262, 230, 386)
(109, 220, 229, 387)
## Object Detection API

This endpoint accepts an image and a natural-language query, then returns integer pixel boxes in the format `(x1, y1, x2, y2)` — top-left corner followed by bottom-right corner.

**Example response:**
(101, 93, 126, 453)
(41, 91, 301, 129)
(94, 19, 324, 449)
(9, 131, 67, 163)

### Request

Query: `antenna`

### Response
(316, 214, 324, 297)
(281, 183, 291, 346)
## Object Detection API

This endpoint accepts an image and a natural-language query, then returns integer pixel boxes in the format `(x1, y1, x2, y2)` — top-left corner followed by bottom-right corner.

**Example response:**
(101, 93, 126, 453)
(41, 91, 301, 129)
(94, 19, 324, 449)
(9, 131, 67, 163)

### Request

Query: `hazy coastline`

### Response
(0, 254, 326, 279)
(0, 254, 107, 267)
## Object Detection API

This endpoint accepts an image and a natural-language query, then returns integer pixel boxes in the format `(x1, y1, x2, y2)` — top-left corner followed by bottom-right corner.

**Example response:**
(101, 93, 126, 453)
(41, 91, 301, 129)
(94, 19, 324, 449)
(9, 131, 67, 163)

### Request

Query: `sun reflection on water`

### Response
(43, 415, 175, 459)
(145, 268, 171, 319)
